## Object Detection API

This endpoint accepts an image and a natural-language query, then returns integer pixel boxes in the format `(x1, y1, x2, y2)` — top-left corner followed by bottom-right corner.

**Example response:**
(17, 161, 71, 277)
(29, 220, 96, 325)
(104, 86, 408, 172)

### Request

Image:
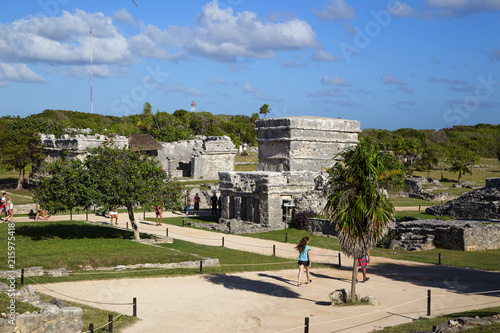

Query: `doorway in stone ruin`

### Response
(241, 196, 247, 221)
(254, 198, 260, 224)
(229, 196, 235, 219)
(282, 197, 294, 224)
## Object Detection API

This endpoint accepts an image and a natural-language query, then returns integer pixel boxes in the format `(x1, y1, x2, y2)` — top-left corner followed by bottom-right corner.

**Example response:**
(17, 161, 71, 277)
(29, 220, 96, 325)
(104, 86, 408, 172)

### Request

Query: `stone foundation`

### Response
(389, 219, 500, 251)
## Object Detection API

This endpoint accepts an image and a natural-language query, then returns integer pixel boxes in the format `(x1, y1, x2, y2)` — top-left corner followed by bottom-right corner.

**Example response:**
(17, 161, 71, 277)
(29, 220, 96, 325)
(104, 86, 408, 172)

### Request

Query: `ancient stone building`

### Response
(31, 132, 236, 182)
(219, 116, 361, 229)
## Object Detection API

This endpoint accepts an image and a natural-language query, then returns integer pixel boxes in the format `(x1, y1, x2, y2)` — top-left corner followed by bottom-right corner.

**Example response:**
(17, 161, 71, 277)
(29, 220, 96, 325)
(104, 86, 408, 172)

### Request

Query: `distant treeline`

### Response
(2, 109, 499, 159)
(1, 108, 259, 147)
(360, 124, 500, 159)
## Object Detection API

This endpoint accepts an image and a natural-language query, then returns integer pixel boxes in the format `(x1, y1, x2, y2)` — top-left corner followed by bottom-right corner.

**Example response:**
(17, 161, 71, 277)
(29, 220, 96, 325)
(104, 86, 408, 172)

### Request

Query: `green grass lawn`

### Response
(377, 306, 500, 332)
(0, 221, 334, 284)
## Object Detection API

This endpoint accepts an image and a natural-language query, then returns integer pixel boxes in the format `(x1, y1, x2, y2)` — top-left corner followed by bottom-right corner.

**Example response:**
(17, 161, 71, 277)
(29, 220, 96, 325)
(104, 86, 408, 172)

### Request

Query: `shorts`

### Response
(357, 255, 367, 269)
(155, 211, 161, 215)
(110, 211, 118, 216)
(298, 260, 310, 266)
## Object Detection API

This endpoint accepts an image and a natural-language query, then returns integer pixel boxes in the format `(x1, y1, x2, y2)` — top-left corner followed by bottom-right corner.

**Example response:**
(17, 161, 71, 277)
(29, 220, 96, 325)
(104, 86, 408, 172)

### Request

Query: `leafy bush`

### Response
(292, 209, 316, 230)
(377, 229, 399, 248)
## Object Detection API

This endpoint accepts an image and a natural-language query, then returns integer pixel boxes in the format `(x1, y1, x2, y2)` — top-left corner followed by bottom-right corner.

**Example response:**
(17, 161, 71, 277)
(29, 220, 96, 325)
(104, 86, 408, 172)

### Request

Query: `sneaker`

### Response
(45, 218, 48, 220)
(363, 277, 370, 282)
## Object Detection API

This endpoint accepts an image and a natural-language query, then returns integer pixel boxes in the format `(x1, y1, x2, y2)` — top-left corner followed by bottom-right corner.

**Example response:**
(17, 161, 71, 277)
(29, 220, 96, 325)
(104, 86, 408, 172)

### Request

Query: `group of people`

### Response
(184, 191, 220, 216)
(295, 237, 370, 286)
(1, 193, 14, 222)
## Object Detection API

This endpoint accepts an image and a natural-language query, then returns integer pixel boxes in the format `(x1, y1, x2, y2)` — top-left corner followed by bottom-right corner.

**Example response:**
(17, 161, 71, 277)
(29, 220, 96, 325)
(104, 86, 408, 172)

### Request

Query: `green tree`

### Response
(34, 141, 181, 240)
(0, 121, 45, 190)
(143, 102, 152, 116)
(448, 161, 472, 184)
(259, 104, 271, 118)
(33, 158, 92, 214)
(323, 142, 402, 301)
(446, 144, 479, 183)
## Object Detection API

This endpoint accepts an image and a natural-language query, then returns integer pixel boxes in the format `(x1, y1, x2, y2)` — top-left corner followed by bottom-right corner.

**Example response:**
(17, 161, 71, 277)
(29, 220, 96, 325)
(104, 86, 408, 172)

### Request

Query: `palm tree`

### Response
(324, 142, 402, 301)
(448, 161, 471, 184)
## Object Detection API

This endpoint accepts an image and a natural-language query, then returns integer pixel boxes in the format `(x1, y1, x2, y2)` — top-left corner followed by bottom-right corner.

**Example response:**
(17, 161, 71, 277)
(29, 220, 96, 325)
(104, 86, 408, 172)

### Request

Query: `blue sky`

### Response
(1, 0, 499, 130)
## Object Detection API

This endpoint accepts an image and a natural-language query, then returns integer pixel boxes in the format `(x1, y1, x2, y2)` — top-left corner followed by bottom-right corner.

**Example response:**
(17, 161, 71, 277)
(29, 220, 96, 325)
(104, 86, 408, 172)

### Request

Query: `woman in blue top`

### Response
(295, 236, 311, 286)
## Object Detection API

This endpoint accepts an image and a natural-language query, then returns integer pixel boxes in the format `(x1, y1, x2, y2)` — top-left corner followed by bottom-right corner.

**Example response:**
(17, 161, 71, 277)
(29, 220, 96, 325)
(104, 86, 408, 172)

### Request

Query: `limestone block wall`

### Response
(395, 219, 500, 251)
(191, 152, 235, 180)
(256, 116, 360, 172)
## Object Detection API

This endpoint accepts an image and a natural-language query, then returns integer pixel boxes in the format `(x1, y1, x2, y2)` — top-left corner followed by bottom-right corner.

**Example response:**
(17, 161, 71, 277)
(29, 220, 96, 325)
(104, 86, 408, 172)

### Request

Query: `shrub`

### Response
(293, 209, 316, 230)
(377, 229, 399, 248)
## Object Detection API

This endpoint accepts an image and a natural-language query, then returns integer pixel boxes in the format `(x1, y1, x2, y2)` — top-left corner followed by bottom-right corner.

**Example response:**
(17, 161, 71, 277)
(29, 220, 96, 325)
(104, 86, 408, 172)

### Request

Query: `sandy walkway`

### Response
(15, 211, 500, 332)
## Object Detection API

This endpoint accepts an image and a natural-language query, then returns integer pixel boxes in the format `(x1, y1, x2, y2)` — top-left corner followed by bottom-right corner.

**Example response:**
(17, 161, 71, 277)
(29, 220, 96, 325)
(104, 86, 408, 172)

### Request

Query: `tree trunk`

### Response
(127, 206, 141, 241)
(351, 258, 357, 302)
(16, 168, 25, 190)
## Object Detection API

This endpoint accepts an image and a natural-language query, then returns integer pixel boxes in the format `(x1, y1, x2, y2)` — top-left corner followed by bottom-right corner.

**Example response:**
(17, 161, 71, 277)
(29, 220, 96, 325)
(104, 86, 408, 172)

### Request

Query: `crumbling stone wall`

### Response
(426, 178, 500, 219)
(390, 219, 500, 251)
(0, 285, 83, 333)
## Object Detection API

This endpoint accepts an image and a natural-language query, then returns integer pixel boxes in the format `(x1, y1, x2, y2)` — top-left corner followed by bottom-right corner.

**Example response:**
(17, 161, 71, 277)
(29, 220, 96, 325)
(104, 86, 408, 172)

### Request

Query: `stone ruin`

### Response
(219, 116, 361, 230)
(388, 219, 500, 251)
(425, 178, 500, 219)
(30, 132, 237, 182)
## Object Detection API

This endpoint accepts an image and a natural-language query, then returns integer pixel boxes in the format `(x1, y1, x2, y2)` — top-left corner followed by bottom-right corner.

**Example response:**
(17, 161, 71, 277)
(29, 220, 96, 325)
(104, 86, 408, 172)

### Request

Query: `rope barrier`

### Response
(25, 276, 134, 306)
(433, 289, 500, 296)
(276, 296, 428, 333)
(81, 307, 131, 333)
(219, 261, 296, 267)
(277, 287, 500, 333)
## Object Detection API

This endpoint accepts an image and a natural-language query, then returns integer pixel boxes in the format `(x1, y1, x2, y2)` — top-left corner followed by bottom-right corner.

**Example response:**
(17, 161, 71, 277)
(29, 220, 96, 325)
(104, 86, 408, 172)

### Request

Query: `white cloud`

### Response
(242, 82, 258, 93)
(397, 86, 414, 93)
(0, 10, 134, 65)
(388, 2, 417, 17)
(0, 63, 45, 84)
(113, 8, 134, 24)
(425, 0, 500, 16)
(313, 0, 355, 21)
(165, 0, 320, 61)
(311, 49, 342, 62)
(321, 76, 350, 86)
(381, 75, 407, 85)
(208, 78, 227, 86)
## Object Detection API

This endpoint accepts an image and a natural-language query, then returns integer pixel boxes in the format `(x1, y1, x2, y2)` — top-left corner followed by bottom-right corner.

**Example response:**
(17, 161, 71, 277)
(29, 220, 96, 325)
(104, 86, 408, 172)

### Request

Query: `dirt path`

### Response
(15, 211, 500, 332)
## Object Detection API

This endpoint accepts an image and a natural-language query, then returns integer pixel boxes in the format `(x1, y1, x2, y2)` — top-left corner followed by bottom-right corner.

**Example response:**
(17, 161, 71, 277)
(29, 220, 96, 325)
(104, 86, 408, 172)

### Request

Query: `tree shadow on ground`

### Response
(204, 274, 300, 299)
(369, 262, 500, 296)
(13, 222, 153, 241)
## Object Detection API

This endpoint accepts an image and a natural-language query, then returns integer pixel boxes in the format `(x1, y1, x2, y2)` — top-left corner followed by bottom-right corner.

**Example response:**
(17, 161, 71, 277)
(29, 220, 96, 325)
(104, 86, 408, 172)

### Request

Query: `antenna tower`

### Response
(90, 26, 93, 114)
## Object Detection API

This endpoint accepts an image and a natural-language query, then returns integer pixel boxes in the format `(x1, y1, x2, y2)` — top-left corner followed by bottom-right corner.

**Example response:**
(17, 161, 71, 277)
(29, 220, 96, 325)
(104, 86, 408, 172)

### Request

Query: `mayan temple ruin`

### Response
(218, 116, 361, 229)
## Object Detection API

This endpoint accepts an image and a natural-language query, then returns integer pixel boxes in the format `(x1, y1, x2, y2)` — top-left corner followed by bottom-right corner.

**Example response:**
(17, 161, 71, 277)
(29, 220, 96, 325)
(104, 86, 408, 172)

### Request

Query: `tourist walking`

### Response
(1, 193, 7, 221)
(35, 203, 49, 220)
(210, 192, 218, 216)
(185, 191, 191, 215)
(6, 197, 14, 222)
(295, 236, 311, 286)
(110, 205, 118, 225)
(154, 205, 162, 226)
(356, 252, 370, 283)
